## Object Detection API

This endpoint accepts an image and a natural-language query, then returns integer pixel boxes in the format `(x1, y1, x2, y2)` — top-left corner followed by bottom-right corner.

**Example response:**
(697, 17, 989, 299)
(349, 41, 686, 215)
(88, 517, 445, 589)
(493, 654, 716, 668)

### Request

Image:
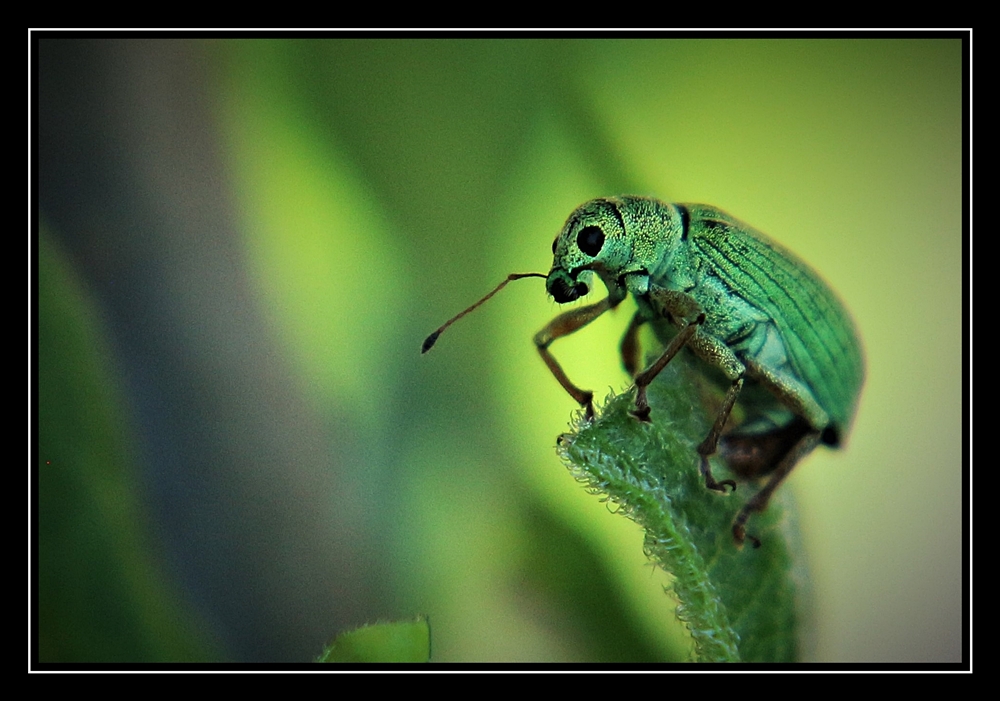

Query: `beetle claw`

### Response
(630, 406, 652, 423)
(631, 386, 653, 422)
(732, 523, 761, 549)
(707, 477, 737, 493)
(700, 456, 737, 493)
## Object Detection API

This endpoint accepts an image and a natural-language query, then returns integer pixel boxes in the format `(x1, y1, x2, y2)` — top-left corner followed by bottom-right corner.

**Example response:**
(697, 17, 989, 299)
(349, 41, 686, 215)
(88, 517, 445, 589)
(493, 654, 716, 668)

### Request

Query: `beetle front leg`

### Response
(534, 297, 615, 420)
(619, 311, 646, 378)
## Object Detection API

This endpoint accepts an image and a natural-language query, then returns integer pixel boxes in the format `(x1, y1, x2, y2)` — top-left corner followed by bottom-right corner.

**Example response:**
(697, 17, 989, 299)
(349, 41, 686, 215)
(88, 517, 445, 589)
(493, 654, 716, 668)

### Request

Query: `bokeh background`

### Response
(36, 37, 964, 663)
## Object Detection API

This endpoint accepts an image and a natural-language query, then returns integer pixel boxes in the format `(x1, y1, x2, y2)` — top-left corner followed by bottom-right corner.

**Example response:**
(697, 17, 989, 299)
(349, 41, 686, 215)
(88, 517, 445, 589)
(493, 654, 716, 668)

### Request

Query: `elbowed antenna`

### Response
(421, 273, 547, 353)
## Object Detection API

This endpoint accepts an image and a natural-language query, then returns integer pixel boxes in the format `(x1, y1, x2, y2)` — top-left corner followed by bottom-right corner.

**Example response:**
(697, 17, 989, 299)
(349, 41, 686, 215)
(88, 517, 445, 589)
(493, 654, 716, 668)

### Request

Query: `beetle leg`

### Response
(619, 311, 646, 378)
(732, 429, 821, 548)
(631, 288, 711, 421)
(631, 315, 703, 423)
(720, 416, 814, 480)
(696, 378, 742, 494)
(723, 365, 829, 546)
(645, 286, 750, 493)
(534, 297, 616, 420)
(632, 287, 713, 422)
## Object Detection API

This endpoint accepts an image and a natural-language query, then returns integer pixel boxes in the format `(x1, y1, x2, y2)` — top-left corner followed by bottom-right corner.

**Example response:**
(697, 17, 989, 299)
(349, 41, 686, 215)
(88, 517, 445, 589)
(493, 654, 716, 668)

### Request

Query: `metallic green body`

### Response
(425, 195, 865, 545)
(547, 195, 864, 446)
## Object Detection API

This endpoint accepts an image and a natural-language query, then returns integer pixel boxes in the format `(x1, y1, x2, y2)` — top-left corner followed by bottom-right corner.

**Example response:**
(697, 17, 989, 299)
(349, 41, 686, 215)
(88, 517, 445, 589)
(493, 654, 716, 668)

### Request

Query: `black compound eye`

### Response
(577, 225, 605, 257)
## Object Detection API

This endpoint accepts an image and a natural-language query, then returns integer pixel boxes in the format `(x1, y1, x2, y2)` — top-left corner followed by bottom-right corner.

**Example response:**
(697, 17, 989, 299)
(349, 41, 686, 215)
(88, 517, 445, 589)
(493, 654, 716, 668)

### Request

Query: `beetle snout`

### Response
(547, 270, 588, 304)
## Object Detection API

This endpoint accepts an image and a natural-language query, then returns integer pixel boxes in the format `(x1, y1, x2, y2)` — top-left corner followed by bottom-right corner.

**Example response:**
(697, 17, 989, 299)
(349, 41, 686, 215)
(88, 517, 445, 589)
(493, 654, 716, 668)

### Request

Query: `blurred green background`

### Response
(36, 37, 963, 663)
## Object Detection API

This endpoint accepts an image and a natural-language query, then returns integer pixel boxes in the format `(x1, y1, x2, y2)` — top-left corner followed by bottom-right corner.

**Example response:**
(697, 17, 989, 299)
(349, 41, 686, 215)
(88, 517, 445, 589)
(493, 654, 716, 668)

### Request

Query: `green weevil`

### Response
(423, 195, 865, 547)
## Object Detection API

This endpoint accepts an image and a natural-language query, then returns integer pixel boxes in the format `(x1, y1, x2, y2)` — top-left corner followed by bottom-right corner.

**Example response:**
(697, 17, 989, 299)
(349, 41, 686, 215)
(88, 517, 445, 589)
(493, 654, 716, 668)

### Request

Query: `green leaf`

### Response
(317, 617, 431, 663)
(557, 354, 803, 663)
(38, 228, 214, 662)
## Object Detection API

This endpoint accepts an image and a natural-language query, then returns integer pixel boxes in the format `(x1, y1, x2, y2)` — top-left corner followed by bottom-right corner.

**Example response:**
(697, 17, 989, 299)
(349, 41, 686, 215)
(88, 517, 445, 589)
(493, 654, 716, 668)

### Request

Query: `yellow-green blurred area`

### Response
(36, 37, 964, 663)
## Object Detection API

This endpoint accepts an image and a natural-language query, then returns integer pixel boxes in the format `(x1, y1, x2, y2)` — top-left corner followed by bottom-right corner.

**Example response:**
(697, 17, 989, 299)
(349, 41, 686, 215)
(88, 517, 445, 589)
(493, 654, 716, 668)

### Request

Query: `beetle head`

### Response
(547, 198, 631, 304)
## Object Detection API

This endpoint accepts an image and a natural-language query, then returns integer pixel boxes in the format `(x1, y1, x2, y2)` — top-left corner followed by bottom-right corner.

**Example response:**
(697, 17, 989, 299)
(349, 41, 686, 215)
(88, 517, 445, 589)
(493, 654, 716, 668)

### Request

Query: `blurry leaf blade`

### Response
(38, 227, 215, 662)
(318, 617, 431, 663)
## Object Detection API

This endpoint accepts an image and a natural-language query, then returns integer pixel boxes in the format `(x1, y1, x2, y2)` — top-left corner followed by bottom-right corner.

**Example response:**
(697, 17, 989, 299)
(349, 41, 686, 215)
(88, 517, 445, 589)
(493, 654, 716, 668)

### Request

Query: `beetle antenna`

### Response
(422, 273, 547, 353)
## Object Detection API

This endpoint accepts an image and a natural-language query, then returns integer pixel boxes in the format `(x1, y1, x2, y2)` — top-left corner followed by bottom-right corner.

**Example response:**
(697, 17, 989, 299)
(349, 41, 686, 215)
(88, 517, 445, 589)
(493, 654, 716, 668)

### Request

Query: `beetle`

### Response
(424, 195, 865, 547)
